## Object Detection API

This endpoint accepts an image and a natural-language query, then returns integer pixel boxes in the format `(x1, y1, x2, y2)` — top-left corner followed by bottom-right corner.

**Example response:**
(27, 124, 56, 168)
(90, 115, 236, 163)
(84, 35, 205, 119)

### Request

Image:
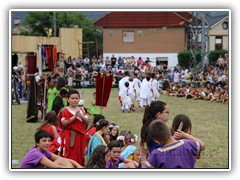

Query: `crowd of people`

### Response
(20, 93, 206, 168)
(18, 76, 207, 169)
(162, 54, 229, 104)
(12, 53, 229, 106)
(15, 53, 229, 169)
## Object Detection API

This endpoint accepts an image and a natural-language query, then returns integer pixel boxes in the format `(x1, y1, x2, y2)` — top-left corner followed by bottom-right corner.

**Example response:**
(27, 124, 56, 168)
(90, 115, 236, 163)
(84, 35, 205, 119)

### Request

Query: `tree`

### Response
(21, 12, 103, 57)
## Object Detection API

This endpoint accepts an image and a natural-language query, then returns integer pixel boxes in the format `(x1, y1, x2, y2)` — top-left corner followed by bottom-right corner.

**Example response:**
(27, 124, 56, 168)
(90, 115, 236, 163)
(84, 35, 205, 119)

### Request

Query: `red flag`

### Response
(52, 45, 57, 74)
(95, 73, 113, 107)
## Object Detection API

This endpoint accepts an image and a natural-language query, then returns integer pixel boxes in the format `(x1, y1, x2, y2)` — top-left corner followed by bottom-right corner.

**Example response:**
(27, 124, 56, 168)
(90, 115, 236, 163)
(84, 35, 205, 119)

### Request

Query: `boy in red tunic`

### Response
(59, 89, 89, 166)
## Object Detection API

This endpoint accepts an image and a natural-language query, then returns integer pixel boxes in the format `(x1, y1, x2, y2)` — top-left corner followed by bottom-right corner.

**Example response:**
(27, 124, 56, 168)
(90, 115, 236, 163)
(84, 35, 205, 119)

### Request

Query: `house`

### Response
(94, 11, 192, 68)
(208, 15, 229, 51)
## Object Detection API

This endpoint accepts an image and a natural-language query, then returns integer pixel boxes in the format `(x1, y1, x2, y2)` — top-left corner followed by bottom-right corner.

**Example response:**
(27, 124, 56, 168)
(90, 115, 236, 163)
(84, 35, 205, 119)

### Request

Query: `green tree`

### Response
(21, 12, 103, 57)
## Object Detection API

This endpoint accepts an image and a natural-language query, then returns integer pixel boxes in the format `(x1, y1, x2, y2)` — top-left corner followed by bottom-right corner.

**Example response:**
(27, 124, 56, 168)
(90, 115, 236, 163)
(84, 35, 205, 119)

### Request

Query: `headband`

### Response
(109, 125, 119, 129)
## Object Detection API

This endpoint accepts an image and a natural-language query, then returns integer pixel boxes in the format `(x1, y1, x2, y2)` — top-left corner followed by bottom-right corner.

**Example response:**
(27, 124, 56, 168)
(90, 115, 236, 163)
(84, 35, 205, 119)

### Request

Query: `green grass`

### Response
(11, 88, 229, 169)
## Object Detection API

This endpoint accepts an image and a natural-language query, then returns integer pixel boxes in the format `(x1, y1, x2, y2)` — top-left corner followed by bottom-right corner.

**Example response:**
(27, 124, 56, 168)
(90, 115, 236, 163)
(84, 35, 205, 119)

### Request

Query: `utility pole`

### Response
(194, 11, 198, 80)
(189, 11, 198, 81)
(187, 11, 210, 79)
(200, 12, 206, 71)
(53, 12, 56, 37)
(200, 12, 210, 70)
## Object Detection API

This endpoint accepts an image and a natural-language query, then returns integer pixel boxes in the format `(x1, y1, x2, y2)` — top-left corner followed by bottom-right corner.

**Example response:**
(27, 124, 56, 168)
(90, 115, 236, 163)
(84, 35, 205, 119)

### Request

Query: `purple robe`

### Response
(145, 139, 201, 168)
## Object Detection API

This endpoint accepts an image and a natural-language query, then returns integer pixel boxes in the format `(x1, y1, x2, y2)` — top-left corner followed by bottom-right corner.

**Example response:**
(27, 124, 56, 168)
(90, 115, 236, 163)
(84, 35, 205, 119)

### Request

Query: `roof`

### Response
(94, 12, 192, 28)
(209, 15, 228, 28)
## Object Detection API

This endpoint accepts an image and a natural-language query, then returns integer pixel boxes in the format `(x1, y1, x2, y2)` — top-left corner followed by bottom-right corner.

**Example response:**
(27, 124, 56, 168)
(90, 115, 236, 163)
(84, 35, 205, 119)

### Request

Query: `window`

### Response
(222, 21, 228, 30)
(109, 32, 114, 37)
(156, 57, 168, 66)
(215, 36, 223, 50)
(123, 31, 134, 43)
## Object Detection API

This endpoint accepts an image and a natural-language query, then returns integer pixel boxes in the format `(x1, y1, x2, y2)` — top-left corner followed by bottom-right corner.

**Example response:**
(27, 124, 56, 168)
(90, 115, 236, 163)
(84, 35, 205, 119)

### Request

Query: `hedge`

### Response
(209, 50, 228, 65)
(178, 50, 229, 68)
(177, 50, 201, 68)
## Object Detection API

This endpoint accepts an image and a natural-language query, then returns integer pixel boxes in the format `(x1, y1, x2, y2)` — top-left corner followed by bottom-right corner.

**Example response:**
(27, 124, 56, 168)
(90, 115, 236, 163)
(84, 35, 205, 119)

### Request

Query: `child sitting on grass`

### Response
(106, 140, 139, 168)
(109, 123, 119, 141)
(118, 131, 140, 168)
(86, 145, 110, 168)
(20, 130, 82, 168)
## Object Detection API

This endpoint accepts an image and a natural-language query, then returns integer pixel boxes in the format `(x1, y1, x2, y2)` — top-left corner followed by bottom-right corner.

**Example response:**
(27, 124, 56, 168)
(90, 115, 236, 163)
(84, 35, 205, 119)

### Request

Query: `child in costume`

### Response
(119, 81, 132, 113)
(47, 80, 58, 112)
(171, 114, 205, 159)
(143, 120, 205, 168)
(59, 89, 89, 166)
(85, 114, 105, 147)
(52, 88, 68, 117)
(37, 111, 59, 141)
(87, 119, 109, 160)
(87, 92, 101, 115)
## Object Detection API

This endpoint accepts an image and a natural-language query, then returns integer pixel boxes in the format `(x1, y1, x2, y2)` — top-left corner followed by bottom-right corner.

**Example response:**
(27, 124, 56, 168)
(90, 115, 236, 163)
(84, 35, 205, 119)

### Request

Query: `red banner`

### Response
(95, 73, 113, 107)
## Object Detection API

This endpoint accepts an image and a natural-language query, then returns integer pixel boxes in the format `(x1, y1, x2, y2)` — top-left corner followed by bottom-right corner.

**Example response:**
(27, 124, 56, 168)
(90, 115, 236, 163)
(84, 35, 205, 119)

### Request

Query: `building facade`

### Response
(208, 16, 229, 51)
(94, 12, 192, 68)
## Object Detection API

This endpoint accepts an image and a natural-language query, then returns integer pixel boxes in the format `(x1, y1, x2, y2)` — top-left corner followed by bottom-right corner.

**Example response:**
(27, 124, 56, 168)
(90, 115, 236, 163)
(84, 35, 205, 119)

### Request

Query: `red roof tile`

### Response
(94, 12, 192, 28)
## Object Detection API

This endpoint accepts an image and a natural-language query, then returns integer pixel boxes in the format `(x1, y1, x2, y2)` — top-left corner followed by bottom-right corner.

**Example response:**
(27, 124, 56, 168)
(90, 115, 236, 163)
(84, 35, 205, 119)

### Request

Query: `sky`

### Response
(2, 0, 238, 179)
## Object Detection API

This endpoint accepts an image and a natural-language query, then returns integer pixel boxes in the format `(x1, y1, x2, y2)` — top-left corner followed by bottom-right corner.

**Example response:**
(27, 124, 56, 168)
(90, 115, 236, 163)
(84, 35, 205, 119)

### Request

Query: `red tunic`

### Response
(38, 124, 55, 141)
(48, 137, 60, 153)
(60, 107, 87, 166)
(85, 126, 96, 147)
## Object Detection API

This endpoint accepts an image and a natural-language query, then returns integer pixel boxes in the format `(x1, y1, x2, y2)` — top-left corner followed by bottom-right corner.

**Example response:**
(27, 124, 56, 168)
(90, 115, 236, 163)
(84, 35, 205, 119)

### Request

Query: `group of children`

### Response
(161, 59, 228, 105)
(20, 88, 206, 169)
(118, 71, 160, 113)
(164, 81, 228, 104)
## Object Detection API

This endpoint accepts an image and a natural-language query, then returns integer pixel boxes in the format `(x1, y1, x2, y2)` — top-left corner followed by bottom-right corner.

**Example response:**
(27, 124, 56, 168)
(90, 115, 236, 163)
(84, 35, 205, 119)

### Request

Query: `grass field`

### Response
(11, 87, 229, 169)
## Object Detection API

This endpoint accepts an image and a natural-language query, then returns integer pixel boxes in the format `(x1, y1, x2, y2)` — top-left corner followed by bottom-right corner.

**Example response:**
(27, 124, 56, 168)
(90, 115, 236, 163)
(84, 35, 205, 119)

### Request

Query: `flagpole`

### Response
(101, 73, 106, 114)
(42, 78, 47, 122)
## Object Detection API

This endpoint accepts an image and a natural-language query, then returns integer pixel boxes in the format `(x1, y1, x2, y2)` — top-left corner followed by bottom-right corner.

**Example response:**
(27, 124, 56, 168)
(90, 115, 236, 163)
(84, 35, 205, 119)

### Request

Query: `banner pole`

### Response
(101, 73, 106, 114)
(42, 78, 47, 122)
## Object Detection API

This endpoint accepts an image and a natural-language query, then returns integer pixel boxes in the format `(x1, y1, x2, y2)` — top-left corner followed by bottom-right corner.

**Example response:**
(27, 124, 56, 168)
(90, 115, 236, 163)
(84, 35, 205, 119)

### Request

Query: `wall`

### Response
(59, 28, 83, 59)
(11, 28, 83, 69)
(103, 27, 186, 53)
(12, 36, 60, 53)
(104, 53, 178, 69)
(209, 18, 229, 51)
